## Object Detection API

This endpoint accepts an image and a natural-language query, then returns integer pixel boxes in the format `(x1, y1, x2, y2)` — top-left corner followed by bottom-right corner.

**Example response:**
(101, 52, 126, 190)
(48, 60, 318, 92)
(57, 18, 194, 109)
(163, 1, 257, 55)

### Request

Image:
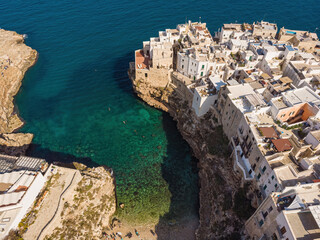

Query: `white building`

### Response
(177, 48, 216, 80)
(192, 76, 226, 116)
(0, 154, 49, 238)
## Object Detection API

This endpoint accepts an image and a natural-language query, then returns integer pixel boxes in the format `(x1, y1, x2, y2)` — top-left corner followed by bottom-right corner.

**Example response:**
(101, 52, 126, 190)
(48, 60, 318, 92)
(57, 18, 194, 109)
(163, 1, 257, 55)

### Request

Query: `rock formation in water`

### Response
(129, 69, 255, 239)
(0, 29, 38, 155)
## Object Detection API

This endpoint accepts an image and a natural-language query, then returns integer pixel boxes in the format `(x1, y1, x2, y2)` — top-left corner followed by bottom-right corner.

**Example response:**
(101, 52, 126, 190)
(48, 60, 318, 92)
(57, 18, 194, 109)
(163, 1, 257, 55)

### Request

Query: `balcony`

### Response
(232, 138, 255, 180)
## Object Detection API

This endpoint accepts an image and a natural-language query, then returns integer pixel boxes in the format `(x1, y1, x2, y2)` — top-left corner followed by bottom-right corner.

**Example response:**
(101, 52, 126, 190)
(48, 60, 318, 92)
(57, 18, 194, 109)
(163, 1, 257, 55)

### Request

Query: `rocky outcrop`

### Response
(0, 29, 38, 155)
(130, 70, 255, 239)
(45, 164, 116, 240)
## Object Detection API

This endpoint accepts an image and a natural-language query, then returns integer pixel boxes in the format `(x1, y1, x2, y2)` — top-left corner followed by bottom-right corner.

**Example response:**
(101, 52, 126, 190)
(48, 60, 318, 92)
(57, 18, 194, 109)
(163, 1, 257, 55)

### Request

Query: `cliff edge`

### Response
(0, 29, 38, 155)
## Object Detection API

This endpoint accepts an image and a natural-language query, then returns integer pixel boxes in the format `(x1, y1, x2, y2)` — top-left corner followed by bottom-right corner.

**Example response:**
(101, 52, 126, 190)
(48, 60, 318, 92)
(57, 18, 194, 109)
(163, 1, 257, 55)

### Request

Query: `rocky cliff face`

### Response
(130, 70, 255, 239)
(0, 29, 38, 155)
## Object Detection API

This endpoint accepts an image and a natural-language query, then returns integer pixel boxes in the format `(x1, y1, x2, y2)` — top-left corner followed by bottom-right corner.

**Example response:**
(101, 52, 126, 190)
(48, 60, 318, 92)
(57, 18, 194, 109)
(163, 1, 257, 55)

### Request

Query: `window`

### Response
(252, 163, 256, 170)
(197, 97, 199, 101)
(268, 206, 273, 212)
(249, 169, 252, 174)
(280, 114, 286, 118)
(257, 173, 261, 180)
(271, 175, 275, 180)
(259, 219, 264, 227)
(280, 226, 287, 235)
(263, 211, 268, 219)
(275, 183, 278, 188)
(201, 72, 203, 76)
(202, 65, 205, 69)
(263, 185, 267, 190)
(256, 157, 260, 162)
(262, 166, 267, 173)
(145, 73, 148, 77)
(182, 65, 184, 69)
(272, 233, 278, 240)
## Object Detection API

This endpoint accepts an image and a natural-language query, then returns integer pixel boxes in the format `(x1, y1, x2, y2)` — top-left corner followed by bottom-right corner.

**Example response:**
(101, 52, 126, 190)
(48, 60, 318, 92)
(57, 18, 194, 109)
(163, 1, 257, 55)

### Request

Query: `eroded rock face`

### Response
(130, 71, 255, 239)
(0, 133, 33, 155)
(0, 29, 38, 155)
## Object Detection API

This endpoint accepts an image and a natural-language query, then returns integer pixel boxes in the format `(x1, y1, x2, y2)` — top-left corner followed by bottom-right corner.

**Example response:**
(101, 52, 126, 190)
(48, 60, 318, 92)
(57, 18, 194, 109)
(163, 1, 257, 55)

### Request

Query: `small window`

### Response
(275, 183, 278, 188)
(256, 157, 260, 162)
(257, 173, 261, 180)
(259, 219, 264, 227)
(182, 65, 184, 69)
(268, 206, 273, 212)
(271, 175, 275, 180)
(145, 73, 148, 77)
(280, 226, 287, 235)
(197, 97, 199, 101)
(263, 211, 268, 218)
(249, 169, 252, 174)
(262, 166, 267, 173)
(263, 185, 267, 190)
(202, 65, 205, 69)
(252, 163, 256, 170)
(201, 72, 203, 76)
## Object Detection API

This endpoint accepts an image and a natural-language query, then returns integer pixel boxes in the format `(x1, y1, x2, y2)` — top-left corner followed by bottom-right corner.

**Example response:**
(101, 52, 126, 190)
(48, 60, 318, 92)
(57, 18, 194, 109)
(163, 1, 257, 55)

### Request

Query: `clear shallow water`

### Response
(0, 0, 319, 226)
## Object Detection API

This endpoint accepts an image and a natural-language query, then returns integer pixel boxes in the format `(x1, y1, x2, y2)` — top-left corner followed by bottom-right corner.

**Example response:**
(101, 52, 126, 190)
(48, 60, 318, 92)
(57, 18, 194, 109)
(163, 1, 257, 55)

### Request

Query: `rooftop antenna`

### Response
(199, 16, 201, 23)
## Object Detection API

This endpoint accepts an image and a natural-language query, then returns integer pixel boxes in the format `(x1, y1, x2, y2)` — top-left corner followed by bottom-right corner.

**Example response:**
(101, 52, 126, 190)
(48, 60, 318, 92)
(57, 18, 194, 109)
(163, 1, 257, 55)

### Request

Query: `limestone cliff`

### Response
(0, 29, 38, 155)
(130, 69, 255, 239)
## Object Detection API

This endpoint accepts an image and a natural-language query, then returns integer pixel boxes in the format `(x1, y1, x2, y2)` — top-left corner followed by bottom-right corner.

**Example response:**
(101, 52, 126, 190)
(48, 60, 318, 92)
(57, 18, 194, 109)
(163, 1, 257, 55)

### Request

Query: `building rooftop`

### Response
(279, 76, 293, 84)
(245, 93, 267, 108)
(271, 98, 288, 109)
(272, 139, 293, 152)
(228, 83, 255, 99)
(259, 127, 279, 138)
(135, 50, 149, 69)
(0, 155, 46, 174)
(308, 132, 320, 145)
(282, 87, 320, 106)
(285, 211, 320, 240)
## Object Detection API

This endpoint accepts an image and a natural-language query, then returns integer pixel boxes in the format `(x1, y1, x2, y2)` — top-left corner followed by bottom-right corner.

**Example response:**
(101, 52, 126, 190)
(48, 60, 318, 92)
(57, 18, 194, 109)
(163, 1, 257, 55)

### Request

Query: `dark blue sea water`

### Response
(0, 0, 319, 228)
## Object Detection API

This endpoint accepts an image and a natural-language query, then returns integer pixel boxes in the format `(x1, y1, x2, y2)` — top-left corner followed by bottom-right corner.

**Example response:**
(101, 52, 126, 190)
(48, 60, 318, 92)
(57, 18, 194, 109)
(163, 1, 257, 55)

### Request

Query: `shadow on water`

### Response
(25, 143, 99, 168)
(155, 112, 199, 240)
(112, 51, 135, 95)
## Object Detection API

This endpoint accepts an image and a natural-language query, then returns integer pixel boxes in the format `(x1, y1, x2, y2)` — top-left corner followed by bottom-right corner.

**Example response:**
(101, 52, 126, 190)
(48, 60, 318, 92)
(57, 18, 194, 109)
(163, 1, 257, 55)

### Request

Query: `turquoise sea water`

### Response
(1, 0, 319, 229)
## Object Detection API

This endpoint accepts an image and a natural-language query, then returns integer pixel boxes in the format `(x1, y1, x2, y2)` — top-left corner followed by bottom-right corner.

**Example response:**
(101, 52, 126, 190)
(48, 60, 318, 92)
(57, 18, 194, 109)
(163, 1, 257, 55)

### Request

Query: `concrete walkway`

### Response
(24, 167, 82, 240)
